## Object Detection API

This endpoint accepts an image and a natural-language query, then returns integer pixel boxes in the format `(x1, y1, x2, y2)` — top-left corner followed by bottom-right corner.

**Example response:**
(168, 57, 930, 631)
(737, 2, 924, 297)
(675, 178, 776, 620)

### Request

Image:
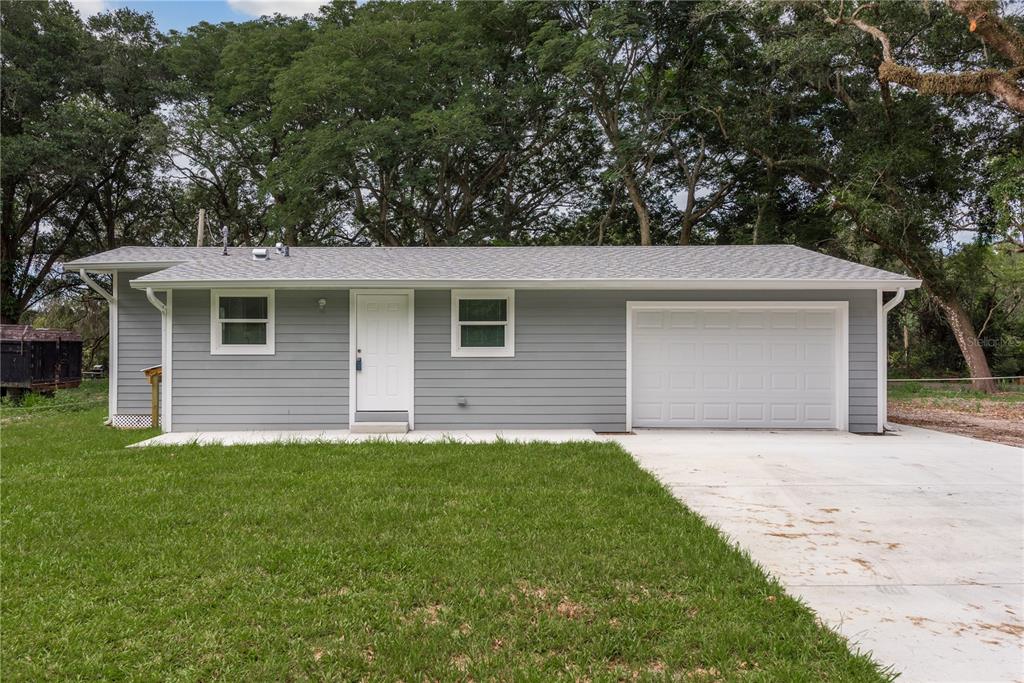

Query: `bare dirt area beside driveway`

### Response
(887, 382, 1024, 448)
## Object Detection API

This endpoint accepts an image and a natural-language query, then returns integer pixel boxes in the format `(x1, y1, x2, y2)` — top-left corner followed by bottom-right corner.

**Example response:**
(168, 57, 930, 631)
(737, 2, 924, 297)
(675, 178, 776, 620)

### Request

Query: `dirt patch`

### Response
(404, 603, 446, 626)
(555, 598, 588, 620)
(889, 398, 1024, 447)
(977, 621, 1024, 638)
(450, 653, 470, 672)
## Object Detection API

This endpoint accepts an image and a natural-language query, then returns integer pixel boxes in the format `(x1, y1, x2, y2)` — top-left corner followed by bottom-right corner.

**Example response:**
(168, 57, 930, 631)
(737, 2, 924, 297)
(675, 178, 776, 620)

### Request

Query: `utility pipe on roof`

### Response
(79, 269, 113, 303)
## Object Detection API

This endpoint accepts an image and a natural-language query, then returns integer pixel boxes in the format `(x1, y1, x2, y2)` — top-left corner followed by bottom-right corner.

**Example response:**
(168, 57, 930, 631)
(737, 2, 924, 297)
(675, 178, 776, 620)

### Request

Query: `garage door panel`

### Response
(669, 311, 698, 328)
(770, 342, 800, 362)
(702, 311, 732, 329)
(635, 339, 663, 358)
(770, 372, 799, 390)
(669, 403, 696, 420)
(702, 372, 731, 391)
(668, 341, 696, 362)
(805, 372, 833, 391)
(702, 342, 731, 362)
(736, 312, 767, 329)
(805, 404, 834, 422)
(736, 342, 764, 362)
(635, 311, 664, 328)
(635, 370, 665, 391)
(770, 312, 799, 328)
(805, 342, 834, 362)
(805, 311, 836, 328)
(669, 371, 696, 390)
(632, 306, 843, 429)
(736, 372, 765, 390)
(702, 403, 731, 421)
(634, 402, 664, 421)
(736, 403, 765, 421)
(770, 404, 799, 422)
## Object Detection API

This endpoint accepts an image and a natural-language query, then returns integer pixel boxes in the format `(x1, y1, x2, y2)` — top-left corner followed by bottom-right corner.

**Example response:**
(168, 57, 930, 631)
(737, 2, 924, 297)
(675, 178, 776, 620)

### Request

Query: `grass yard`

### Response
(2, 385, 887, 680)
(887, 380, 1024, 404)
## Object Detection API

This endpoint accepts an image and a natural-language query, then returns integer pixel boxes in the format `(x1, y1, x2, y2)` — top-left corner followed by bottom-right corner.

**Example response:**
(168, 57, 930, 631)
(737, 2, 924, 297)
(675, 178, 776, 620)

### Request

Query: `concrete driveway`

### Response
(608, 426, 1023, 683)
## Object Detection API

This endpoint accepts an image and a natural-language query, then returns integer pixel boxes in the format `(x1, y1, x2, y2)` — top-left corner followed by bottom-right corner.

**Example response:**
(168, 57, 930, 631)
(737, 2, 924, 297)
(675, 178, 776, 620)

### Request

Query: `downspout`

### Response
(882, 287, 906, 315)
(80, 269, 115, 424)
(144, 288, 168, 431)
(145, 287, 166, 314)
(879, 287, 906, 433)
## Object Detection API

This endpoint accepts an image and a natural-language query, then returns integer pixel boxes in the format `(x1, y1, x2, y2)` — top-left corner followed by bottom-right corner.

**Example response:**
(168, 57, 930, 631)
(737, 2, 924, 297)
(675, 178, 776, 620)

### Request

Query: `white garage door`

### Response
(629, 304, 847, 429)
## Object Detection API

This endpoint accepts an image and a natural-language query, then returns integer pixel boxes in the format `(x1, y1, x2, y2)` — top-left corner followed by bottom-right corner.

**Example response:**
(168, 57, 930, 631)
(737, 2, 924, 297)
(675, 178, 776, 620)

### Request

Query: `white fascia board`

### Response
(68, 262, 186, 273)
(129, 277, 923, 291)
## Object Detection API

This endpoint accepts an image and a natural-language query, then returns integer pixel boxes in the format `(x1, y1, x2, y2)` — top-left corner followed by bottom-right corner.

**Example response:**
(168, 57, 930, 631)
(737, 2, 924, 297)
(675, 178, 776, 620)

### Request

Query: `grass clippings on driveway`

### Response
(2, 392, 888, 681)
(888, 382, 1024, 447)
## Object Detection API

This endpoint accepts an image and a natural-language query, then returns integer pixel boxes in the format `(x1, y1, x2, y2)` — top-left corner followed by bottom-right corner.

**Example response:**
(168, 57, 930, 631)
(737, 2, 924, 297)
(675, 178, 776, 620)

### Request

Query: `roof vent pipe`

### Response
(221, 225, 229, 256)
(252, 248, 270, 261)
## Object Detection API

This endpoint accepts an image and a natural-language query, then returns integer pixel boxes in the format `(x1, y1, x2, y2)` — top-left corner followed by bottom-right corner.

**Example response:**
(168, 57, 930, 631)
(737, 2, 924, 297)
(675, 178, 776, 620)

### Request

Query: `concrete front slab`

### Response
(128, 429, 598, 448)
(607, 426, 1024, 683)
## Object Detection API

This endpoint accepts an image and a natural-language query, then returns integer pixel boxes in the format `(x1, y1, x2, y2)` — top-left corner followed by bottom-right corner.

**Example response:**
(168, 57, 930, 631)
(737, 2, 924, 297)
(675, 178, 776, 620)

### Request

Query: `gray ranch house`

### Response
(66, 245, 919, 434)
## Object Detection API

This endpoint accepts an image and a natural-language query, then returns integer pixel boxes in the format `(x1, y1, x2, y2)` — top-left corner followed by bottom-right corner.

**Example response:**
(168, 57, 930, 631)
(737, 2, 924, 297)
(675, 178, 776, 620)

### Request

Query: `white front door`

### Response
(355, 293, 411, 412)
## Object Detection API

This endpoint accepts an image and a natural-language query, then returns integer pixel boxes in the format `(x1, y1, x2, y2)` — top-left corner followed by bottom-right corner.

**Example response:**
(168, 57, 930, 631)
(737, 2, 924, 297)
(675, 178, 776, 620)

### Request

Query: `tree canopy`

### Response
(2, 0, 1022, 385)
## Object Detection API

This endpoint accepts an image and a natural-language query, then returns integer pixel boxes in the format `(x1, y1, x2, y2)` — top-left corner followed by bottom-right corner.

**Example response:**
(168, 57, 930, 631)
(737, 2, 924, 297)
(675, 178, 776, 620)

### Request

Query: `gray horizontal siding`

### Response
(171, 289, 348, 431)
(415, 289, 877, 433)
(116, 272, 161, 414)
(160, 287, 877, 433)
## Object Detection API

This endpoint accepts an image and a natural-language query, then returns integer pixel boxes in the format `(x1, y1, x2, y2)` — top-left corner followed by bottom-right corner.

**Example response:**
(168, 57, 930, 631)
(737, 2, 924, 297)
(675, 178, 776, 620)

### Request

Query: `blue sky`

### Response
(70, 0, 327, 32)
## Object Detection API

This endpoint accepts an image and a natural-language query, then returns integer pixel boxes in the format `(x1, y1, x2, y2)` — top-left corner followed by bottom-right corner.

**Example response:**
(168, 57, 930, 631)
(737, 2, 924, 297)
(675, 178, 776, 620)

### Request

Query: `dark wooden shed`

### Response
(0, 325, 83, 396)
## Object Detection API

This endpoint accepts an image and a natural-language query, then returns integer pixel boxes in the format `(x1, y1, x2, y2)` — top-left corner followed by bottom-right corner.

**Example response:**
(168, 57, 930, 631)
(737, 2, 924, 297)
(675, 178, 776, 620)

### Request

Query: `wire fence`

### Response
(887, 376, 1024, 383)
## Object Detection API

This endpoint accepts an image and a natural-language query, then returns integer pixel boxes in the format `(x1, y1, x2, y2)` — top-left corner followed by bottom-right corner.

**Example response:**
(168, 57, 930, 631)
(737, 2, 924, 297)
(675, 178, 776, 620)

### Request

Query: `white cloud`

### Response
(226, 0, 326, 18)
(69, 0, 110, 18)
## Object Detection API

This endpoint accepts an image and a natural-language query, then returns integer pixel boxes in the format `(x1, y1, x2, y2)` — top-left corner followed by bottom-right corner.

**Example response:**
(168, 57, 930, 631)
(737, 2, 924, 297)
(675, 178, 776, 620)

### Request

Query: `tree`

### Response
(272, 0, 597, 246)
(0, 2, 169, 323)
(531, 2, 693, 245)
(988, 151, 1024, 249)
(683, 0, 1020, 390)
(808, 0, 1022, 390)
(165, 16, 316, 247)
(826, 0, 1024, 113)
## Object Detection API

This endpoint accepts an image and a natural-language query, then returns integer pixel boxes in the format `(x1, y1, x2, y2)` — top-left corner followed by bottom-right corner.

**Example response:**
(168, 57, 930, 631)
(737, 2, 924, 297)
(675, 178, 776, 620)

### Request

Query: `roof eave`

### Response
(129, 277, 923, 291)
(64, 260, 187, 273)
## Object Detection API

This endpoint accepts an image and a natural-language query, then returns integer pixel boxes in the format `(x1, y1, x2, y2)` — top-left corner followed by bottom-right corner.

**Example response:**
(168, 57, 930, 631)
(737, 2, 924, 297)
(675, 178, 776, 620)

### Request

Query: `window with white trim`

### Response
(211, 289, 275, 355)
(451, 289, 514, 357)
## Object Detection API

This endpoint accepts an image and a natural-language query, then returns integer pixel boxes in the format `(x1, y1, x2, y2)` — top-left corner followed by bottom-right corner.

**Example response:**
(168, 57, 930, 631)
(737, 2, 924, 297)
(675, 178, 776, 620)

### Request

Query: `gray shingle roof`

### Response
(65, 245, 919, 288)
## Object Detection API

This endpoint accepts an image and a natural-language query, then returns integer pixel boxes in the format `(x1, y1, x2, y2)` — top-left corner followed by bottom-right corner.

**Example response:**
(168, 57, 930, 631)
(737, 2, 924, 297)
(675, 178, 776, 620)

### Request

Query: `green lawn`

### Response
(888, 380, 1024, 403)
(2, 386, 887, 681)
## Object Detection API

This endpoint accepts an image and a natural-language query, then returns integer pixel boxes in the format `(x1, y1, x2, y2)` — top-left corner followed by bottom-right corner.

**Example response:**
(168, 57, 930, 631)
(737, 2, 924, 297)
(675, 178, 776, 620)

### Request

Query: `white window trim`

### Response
(450, 289, 515, 358)
(210, 289, 275, 355)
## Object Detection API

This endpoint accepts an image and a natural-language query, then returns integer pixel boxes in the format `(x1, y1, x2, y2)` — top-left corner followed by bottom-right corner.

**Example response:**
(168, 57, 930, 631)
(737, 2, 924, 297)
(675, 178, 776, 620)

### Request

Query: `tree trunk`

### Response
(753, 199, 766, 245)
(621, 169, 652, 246)
(933, 295, 998, 392)
(679, 215, 694, 245)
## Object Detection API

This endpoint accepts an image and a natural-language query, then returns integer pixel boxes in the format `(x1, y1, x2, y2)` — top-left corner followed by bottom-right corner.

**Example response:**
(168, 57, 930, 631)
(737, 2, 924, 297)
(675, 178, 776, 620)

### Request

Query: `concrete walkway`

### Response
(609, 426, 1024, 683)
